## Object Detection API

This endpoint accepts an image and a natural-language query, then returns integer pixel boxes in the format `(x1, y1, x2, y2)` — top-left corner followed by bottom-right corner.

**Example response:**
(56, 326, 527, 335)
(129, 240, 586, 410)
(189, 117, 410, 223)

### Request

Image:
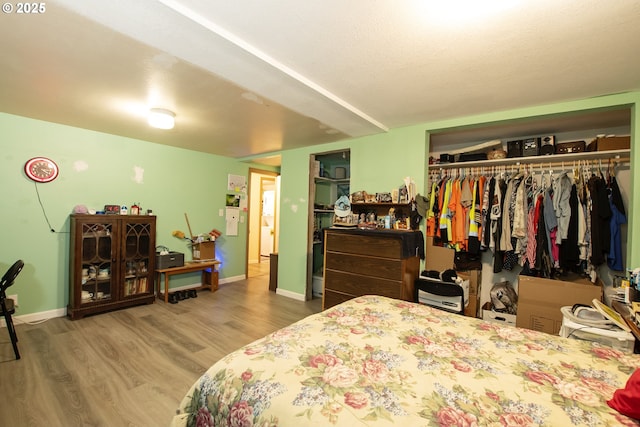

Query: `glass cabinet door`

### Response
(69, 214, 156, 320)
(122, 221, 153, 297)
(80, 222, 114, 304)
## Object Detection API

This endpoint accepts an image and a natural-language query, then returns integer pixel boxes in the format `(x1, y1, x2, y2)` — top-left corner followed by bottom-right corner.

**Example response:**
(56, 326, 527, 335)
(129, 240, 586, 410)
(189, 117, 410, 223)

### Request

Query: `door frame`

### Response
(306, 149, 350, 300)
(246, 168, 280, 278)
(258, 176, 276, 259)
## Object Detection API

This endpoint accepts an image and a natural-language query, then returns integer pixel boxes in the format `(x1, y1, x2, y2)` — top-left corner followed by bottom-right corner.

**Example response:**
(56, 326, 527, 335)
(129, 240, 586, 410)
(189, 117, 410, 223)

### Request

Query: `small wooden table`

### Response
(156, 260, 221, 303)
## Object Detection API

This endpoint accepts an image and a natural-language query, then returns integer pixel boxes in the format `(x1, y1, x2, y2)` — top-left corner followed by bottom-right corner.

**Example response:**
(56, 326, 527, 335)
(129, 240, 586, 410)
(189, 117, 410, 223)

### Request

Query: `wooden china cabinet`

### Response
(68, 214, 156, 320)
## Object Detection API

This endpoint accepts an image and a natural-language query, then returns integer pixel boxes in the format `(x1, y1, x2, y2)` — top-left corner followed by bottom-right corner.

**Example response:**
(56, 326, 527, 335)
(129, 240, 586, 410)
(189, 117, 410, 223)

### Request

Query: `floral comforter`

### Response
(171, 295, 639, 426)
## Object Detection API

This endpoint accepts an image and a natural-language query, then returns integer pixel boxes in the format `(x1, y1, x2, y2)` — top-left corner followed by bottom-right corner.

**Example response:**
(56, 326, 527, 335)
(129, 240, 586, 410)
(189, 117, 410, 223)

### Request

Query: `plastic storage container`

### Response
(482, 302, 516, 326)
(559, 315, 635, 354)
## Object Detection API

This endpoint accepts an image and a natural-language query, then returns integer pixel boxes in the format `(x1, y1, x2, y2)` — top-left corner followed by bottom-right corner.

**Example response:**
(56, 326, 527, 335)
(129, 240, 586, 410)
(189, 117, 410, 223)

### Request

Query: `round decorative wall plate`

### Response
(24, 157, 59, 183)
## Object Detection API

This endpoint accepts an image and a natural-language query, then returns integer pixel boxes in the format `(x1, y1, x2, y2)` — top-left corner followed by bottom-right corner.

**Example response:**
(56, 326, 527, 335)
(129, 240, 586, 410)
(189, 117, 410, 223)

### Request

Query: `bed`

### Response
(171, 295, 639, 426)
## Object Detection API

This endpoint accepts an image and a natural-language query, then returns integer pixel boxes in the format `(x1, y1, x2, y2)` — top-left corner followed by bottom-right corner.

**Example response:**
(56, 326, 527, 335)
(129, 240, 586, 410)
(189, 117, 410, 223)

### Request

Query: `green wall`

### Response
(0, 112, 265, 317)
(277, 91, 639, 299)
(277, 126, 428, 297)
(3, 90, 639, 317)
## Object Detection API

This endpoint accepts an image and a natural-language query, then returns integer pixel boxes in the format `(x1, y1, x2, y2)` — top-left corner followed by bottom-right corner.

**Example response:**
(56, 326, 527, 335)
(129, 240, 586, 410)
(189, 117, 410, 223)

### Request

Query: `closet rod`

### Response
(428, 149, 630, 170)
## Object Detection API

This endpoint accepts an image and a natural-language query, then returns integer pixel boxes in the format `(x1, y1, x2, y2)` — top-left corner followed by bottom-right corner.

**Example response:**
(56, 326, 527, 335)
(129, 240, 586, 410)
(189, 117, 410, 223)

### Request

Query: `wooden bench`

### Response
(155, 260, 220, 303)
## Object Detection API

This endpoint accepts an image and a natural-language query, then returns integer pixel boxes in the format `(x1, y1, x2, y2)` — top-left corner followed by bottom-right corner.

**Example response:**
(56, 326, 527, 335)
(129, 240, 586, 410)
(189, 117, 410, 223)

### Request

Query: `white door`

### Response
(260, 189, 275, 256)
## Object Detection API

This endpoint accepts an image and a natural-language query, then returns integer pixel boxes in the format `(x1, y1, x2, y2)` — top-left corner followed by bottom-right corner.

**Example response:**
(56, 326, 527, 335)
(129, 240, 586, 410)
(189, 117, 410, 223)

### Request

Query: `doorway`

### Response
(247, 169, 280, 279)
(306, 150, 350, 299)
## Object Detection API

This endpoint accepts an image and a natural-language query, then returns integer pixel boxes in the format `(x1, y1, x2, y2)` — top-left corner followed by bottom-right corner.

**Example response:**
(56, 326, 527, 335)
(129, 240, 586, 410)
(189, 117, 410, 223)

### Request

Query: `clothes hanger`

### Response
(599, 159, 605, 179)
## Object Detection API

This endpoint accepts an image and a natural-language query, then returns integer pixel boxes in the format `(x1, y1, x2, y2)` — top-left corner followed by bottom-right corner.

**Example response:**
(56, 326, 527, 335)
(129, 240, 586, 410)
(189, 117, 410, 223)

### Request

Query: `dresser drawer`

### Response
(324, 269, 402, 299)
(325, 232, 402, 258)
(323, 289, 356, 309)
(326, 251, 402, 281)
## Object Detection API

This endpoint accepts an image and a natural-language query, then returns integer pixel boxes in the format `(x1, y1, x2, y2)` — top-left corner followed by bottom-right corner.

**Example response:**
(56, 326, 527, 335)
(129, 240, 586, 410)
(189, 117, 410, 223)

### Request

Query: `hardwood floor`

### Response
(247, 256, 271, 278)
(0, 275, 321, 427)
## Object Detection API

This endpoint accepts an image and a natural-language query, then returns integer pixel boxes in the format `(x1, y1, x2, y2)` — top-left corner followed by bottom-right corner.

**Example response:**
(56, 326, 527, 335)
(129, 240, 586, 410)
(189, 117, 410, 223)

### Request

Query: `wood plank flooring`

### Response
(0, 275, 321, 427)
(247, 256, 271, 278)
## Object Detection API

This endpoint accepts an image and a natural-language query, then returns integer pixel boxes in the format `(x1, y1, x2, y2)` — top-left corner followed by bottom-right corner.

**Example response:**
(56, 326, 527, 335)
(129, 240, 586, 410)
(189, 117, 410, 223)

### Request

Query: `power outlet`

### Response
(7, 294, 17, 307)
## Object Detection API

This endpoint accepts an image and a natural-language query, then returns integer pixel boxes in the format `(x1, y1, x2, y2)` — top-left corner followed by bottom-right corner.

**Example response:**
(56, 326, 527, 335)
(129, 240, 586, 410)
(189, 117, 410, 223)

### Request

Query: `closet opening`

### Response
(425, 105, 632, 315)
(306, 150, 350, 301)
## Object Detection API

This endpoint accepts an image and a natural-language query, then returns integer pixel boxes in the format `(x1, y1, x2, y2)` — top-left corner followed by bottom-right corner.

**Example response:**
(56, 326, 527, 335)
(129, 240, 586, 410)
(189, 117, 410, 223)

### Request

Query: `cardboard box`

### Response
(192, 241, 215, 260)
(425, 237, 455, 272)
(588, 136, 630, 152)
(482, 302, 516, 326)
(516, 275, 602, 335)
(457, 270, 480, 318)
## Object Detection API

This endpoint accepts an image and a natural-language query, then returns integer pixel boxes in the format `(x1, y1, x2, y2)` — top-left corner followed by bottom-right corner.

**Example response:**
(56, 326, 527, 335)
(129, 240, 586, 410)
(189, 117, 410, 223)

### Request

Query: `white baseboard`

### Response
(1, 307, 67, 327)
(0, 275, 260, 328)
(276, 288, 305, 301)
(220, 275, 245, 284)
(163, 275, 245, 293)
(167, 283, 203, 292)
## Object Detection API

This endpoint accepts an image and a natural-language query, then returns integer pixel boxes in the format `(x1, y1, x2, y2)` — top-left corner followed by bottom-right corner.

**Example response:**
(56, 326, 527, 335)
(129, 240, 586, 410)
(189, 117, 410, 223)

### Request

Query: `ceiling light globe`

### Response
(148, 108, 175, 129)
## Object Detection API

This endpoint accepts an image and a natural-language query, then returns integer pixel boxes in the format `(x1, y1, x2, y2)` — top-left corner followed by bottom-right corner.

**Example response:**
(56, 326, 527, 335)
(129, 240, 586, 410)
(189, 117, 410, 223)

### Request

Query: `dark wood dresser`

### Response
(322, 228, 423, 309)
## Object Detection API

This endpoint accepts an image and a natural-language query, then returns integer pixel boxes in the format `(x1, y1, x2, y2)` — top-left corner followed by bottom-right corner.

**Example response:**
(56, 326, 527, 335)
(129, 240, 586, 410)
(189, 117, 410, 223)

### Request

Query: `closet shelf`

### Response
(315, 176, 350, 183)
(429, 149, 630, 170)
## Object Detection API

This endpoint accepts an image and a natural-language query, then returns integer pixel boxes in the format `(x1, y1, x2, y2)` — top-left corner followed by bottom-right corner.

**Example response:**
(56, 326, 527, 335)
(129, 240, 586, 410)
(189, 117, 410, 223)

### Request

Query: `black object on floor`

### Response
(168, 293, 179, 304)
(188, 289, 198, 298)
(1, 260, 25, 360)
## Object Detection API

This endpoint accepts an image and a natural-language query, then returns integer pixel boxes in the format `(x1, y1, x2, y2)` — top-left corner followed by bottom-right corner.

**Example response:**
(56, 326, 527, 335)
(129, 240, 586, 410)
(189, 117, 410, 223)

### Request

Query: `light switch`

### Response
(240, 216, 245, 223)
(219, 209, 224, 217)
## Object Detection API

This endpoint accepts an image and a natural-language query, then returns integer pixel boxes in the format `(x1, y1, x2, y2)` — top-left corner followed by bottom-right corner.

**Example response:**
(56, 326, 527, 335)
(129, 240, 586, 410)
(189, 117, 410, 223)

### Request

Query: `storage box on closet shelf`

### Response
(487, 149, 507, 160)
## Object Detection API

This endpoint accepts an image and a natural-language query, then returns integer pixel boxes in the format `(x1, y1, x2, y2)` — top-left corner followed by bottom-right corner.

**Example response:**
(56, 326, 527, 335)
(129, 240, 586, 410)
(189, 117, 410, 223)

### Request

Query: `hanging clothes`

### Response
(610, 175, 626, 216)
(512, 175, 528, 240)
(515, 174, 535, 261)
(559, 184, 580, 272)
(588, 173, 612, 266)
(553, 172, 573, 244)
(432, 177, 444, 240)
(543, 187, 559, 267)
(425, 180, 438, 237)
(608, 175, 627, 271)
(499, 175, 516, 252)
(492, 177, 507, 273)
(436, 177, 450, 244)
(468, 177, 483, 254)
(577, 198, 588, 261)
(481, 176, 495, 250)
(430, 158, 626, 278)
(502, 174, 524, 271)
(524, 192, 543, 269)
(452, 177, 468, 250)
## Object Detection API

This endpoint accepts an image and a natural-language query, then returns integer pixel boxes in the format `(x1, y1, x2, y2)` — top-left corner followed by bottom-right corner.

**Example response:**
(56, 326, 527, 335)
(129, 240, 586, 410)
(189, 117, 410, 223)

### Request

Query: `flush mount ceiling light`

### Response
(148, 108, 175, 129)
(419, 0, 519, 24)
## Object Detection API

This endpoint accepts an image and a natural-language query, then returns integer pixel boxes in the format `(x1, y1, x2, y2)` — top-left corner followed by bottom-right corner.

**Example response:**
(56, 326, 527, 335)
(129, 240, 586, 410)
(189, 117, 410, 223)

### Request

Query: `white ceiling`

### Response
(1, 0, 639, 165)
